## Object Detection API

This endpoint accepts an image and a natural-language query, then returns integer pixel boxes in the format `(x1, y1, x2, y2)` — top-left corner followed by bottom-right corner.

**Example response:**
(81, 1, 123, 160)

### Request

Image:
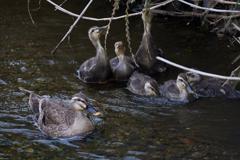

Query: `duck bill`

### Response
(84, 104, 100, 116)
(185, 83, 195, 94)
(98, 25, 108, 35)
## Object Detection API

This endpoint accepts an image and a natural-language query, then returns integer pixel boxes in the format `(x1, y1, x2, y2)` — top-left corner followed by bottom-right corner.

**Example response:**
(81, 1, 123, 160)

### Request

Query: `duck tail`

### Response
(29, 92, 42, 120)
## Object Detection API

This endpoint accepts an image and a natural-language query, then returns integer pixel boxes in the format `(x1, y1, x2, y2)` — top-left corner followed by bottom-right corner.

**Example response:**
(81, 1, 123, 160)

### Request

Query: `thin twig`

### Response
(55, 0, 67, 11)
(51, 0, 93, 56)
(215, 0, 240, 5)
(233, 36, 240, 44)
(156, 56, 240, 80)
(232, 22, 240, 32)
(178, 0, 240, 13)
(222, 65, 240, 86)
(27, 0, 37, 28)
(46, 0, 174, 21)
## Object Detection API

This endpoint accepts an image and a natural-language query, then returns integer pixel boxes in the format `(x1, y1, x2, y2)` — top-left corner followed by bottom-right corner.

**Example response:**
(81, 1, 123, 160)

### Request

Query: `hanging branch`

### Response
(104, 0, 120, 51)
(125, 0, 138, 67)
(51, 0, 93, 56)
(156, 56, 240, 80)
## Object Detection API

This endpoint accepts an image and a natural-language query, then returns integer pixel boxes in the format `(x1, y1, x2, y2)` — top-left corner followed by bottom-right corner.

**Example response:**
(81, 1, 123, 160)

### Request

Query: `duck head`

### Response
(177, 73, 195, 94)
(88, 25, 108, 46)
(70, 93, 100, 116)
(186, 72, 203, 86)
(114, 41, 125, 60)
(142, 9, 153, 29)
(144, 81, 160, 97)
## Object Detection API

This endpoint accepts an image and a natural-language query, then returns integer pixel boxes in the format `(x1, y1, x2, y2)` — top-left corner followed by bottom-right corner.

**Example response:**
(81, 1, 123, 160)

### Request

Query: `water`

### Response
(0, 0, 240, 159)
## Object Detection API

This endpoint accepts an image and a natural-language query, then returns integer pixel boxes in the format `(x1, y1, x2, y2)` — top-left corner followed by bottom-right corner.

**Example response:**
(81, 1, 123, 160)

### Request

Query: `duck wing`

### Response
(127, 78, 144, 95)
(39, 98, 75, 126)
(110, 57, 119, 70)
(160, 80, 179, 99)
(37, 100, 76, 138)
(79, 57, 97, 79)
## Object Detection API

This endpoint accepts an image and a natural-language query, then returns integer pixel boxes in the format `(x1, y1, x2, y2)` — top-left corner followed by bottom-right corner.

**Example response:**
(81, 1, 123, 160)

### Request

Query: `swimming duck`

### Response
(29, 92, 100, 138)
(127, 71, 160, 96)
(110, 41, 135, 81)
(159, 73, 195, 102)
(186, 71, 240, 98)
(135, 8, 166, 75)
(79, 25, 112, 83)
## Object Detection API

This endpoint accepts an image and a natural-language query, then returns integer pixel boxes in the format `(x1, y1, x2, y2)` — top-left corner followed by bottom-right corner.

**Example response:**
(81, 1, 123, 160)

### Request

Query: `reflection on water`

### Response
(0, 0, 240, 159)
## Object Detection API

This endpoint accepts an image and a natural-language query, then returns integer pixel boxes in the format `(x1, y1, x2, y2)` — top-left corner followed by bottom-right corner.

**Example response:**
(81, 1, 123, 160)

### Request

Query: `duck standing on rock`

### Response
(29, 92, 100, 138)
(159, 73, 195, 102)
(135, 8, 166, 75)
(127, 71, 160, 97)
(79, 25, 112, 83)
(110, 41, 135, 81)
(186, 71, 240, 98)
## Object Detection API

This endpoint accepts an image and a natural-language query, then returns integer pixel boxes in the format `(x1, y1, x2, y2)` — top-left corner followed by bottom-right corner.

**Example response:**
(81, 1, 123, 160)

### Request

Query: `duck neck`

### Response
(144, 22, 151, 33)
(142, 23, 152, 47)
(93, 39, 107, 61)
(117, 53, 124, 62)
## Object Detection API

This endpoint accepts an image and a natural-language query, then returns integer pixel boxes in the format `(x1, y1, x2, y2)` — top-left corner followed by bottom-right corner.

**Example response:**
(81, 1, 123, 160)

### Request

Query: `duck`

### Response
(110, 41, 135, 81)
(29, 92, 100, 138)
(135, 8, 166, 75)
(159, 73, 195, 102)
(186, 71, 240, 98)
(79, 25, 112, 83)
(127, 71, 160, 96)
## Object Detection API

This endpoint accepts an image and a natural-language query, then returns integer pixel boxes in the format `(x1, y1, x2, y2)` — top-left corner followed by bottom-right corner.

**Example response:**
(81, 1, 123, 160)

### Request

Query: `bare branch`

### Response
(151, 9, 240, 19)
(215, 0, 240, 5)
(51, 0, 93, 56)
(156, 56, 240, 80)
(178, 0, 240, 13)
(46, 0, 174, 21)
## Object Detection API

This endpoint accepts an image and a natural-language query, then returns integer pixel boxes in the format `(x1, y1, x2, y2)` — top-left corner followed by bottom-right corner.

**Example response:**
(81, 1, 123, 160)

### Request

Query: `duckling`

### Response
(135, 8, 166, 75)
(110, 41, 135, 81)
(79, 25, 112, 83)
(29, 92, 100, 138)
(186, 71, 240, 98)
(159, 73, 195, 102)
(127, 71, 160, 96)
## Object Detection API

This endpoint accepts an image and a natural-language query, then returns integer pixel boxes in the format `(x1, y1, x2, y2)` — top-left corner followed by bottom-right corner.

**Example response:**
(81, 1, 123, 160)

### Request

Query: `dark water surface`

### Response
(1, 0, 240, 159)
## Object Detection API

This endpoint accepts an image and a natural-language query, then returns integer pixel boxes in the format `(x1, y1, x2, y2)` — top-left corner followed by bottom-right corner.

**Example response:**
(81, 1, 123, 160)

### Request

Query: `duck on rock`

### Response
(79, 25, 112, 83)
(135, 8, 166, 75)
(29, 92, 100, 138)
(110, 41, 136, 81)
(159, 73, 195, 102)
(186, 71, 240, 98)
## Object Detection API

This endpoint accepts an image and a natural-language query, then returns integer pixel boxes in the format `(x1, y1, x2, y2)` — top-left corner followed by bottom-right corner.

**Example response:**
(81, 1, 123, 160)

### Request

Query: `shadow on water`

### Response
(0, 0, 240, 159)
